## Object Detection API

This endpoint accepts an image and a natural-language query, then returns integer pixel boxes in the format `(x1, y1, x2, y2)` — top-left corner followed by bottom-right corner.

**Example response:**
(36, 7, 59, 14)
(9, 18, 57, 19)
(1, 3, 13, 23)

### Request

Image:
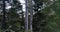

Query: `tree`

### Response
(0, 0, 23, 32)
(6, 0, 23, 32)
(42, 0, 60, 32)
(33, 0, 55, 32)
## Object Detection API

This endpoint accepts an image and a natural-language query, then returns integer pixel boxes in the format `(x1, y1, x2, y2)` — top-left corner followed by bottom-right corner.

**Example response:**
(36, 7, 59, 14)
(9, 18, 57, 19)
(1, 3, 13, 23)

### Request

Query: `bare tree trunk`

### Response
(25, 0, 28, 32)
(25, 0, 33, 32)
(28, 0, 33, 32)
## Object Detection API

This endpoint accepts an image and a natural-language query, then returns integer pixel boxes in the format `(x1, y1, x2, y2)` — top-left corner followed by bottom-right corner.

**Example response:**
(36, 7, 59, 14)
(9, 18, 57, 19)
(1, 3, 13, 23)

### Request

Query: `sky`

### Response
(19, 0, 26, 11)
(19, 0, 25, 3)
(6, 0, 26, 11)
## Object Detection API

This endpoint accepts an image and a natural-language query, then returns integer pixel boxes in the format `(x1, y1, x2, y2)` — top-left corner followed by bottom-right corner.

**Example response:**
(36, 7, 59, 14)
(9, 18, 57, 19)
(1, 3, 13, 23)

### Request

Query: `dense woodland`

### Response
(0, 0, 60, 32)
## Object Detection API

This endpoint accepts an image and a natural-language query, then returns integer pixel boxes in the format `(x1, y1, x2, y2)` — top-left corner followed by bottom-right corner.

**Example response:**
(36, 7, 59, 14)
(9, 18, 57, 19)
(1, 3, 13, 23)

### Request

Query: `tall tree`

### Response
(32, 0, 55, 32)
(25, 0, 33, 32)
(6, 0, 23, 32)
(25, 0, 28, 32)
(0, 0, 23, 32)
(42, 0, 60, 32)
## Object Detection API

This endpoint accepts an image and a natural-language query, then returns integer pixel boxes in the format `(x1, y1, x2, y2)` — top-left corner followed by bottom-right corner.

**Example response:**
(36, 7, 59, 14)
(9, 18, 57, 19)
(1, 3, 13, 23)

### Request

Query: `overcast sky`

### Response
(19, 0, 26, 11)
(6, 0, 25, 12)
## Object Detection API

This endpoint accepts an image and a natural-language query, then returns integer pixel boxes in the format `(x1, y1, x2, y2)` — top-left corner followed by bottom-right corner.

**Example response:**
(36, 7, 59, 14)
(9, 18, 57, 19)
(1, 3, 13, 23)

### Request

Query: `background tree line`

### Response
(0, 0, 60, 32)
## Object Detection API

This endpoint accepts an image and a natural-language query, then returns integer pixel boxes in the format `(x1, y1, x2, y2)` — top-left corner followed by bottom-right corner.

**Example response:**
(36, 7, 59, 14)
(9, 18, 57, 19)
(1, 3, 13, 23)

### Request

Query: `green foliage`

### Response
(0, 0, 60, 32)
(0, 0, 24, 32)
(33, 0, 60, 32)
(33, 12, 46, 32)
(42, 0, 60, 32)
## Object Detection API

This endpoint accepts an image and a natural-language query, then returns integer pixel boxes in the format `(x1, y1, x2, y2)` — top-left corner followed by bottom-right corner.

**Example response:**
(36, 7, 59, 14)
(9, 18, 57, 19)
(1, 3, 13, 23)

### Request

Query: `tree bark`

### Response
(28, 0, 33, 32)
(25, 0, 33, 32)
(25, 0, 28, 32)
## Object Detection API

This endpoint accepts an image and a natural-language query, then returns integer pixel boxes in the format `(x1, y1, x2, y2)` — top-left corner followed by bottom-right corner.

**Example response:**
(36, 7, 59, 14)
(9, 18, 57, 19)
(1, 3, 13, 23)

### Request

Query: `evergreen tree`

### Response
(33, 0, 55, 32)
(0, 0, 23, 32)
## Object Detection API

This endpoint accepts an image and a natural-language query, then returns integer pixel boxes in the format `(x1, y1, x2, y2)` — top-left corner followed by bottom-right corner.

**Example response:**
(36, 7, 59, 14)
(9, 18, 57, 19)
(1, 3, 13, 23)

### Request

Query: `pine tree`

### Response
(33, 0, 54, 32)
(0, 0, 23, 32)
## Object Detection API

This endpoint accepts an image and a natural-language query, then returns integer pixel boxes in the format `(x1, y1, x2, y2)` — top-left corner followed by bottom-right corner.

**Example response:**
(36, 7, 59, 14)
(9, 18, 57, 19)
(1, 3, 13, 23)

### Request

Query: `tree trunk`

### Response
(2, 0, 6, 29)
(25, 0, 28, 32)
(28, 0, 33, 32)
(25, 0, 33, 32)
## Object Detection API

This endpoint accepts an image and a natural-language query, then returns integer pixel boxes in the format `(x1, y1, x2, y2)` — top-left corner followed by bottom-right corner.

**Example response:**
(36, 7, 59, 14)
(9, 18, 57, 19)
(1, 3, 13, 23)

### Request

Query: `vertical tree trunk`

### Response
(25, 0, 33, 32)
(2, 0, 6, 29)
(28, 0, 33, 32)
(25, 0, 28, 32)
